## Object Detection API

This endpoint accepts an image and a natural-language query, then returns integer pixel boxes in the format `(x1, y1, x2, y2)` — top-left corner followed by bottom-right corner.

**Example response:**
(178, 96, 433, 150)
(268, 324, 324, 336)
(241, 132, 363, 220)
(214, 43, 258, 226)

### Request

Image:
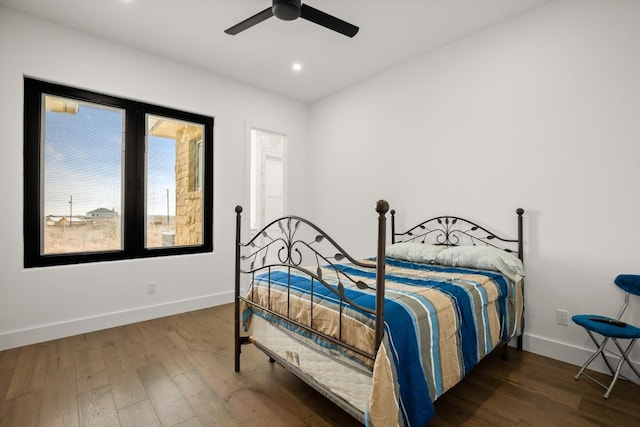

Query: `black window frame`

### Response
(23, 77, 214, 268)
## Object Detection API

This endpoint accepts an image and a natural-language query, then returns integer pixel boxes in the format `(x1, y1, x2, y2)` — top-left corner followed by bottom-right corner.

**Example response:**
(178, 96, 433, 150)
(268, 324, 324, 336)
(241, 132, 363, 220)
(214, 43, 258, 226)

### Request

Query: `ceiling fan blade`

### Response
(300, 4, 359, 38)
(225, 7, 274, 35)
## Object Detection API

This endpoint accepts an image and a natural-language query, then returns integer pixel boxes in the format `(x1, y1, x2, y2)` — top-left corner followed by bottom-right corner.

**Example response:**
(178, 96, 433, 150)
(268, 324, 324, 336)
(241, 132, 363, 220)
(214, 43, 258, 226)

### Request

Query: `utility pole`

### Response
(69, 195, 73, 226)
(166, 188, 170, 225)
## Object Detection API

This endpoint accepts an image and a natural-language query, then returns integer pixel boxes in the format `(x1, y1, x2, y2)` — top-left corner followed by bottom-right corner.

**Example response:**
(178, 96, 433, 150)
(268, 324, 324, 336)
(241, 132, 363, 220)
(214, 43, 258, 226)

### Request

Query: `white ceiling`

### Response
(0, 0, 549, 103)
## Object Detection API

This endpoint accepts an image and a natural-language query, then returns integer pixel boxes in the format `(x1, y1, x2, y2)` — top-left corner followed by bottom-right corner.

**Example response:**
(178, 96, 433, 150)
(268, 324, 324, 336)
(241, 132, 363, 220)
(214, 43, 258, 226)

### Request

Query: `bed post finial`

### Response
(376, 199, 389, 214)
(235, 205, 243, 214)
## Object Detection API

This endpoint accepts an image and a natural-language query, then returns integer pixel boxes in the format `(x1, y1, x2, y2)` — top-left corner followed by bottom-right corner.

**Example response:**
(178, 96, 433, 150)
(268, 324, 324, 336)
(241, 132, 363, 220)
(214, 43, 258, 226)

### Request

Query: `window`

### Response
(249, 128, 285, 231)
(24, 78, 214, 267)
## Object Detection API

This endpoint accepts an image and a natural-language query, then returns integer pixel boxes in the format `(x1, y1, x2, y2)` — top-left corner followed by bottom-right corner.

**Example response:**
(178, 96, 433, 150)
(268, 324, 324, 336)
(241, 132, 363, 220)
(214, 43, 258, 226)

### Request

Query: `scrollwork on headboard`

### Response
(390, 208, 524, 259)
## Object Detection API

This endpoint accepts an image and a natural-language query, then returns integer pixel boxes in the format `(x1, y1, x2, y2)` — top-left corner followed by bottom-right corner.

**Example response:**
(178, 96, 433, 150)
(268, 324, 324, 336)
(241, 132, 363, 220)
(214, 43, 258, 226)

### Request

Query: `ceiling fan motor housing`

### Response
(273, 0, 301, 21)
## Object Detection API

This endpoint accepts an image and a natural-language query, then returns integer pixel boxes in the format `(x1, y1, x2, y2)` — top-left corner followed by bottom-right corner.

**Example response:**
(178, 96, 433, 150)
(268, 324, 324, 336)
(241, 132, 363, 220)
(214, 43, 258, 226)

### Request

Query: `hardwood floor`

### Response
(1, 303, 638, 426)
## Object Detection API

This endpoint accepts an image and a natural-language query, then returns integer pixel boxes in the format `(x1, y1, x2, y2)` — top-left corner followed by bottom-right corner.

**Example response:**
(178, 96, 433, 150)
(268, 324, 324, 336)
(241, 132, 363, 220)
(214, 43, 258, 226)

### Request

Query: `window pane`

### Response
(146, 115, 204, 248)
(42, 95, 124, 255)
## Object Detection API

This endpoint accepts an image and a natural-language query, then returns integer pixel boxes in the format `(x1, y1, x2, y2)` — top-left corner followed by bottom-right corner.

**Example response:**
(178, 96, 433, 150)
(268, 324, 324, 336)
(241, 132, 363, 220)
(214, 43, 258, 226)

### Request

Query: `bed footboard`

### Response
(234, 200, 389, 373)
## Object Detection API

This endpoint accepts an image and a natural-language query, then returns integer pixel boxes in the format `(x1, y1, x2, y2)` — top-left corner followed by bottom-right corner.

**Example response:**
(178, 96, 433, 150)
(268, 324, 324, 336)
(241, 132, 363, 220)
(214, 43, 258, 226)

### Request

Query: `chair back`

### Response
(615, 274, 640, 297)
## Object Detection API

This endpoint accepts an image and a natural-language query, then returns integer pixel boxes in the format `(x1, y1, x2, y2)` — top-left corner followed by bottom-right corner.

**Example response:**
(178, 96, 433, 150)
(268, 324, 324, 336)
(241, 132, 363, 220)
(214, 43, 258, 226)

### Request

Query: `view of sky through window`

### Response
(43, 98, 124, 218)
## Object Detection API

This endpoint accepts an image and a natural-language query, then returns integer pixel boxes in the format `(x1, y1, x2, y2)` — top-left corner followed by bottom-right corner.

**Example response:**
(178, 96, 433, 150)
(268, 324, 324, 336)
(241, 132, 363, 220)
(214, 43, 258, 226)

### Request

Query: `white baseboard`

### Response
(0, 291, 234, 351)
(521, 333, 640, 385)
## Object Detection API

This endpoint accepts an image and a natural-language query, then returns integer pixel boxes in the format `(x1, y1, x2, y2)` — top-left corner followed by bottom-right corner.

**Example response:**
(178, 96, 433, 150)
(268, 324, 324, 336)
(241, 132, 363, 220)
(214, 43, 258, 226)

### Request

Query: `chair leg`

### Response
(615, 338, 640, 379)
(589, 331, 619, 375)
(603, 338, 632, 398)
(575, 335, 611, 380)
(604, 340, 627, 399)
(577, 335, 640, 399)
(603, 338, 640, 399)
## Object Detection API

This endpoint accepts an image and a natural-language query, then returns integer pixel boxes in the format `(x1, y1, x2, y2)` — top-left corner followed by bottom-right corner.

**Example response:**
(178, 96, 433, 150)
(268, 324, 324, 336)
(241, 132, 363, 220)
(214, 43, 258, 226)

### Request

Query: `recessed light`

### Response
(292, 63, 303, 72)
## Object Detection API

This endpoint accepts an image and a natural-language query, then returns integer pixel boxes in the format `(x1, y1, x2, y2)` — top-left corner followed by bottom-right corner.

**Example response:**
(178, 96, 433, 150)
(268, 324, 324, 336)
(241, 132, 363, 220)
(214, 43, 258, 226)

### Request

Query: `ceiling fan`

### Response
(224, 0, 359, 38)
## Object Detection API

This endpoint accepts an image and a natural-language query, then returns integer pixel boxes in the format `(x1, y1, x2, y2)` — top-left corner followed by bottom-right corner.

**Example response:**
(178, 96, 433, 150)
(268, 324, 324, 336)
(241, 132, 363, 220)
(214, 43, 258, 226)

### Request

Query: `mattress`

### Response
(251, 314, 373, 413)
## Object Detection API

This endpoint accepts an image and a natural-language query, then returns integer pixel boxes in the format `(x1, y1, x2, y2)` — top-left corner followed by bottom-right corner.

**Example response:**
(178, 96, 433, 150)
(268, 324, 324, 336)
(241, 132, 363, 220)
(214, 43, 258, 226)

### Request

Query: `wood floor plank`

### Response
(173, 369, 241, 427)
(478, 355, 583, 409)
(171, 311, 225, 354)
(44, 337, 76, 373)
(222, 386, 291, 427)
(101, 340, 148, 410)
(117, 400, 161, 427)
(252, 363, 362, 427)
(37, 366, 79, 427)
(185, 349, 248, 397)
(463, 359, 618, 427)
(578, 396, 640, 426)
(0, 369, 13, 406)
(435, 378, 522, 426)
(0, 348, 20, 372)
(118, 323, 144, 346)
(146, 337, 192, 377)
(120, 337, 159, 371)
(137, 362, 195, 427)
(167, 319, 216, 355)
(5, 343, 48, 400)
(75, 341, 108, 395)
(135, 319, 168, 344)
(174, 417, 204, 427)
(77, 384, 119, 427)
(0, 392, 42, 427)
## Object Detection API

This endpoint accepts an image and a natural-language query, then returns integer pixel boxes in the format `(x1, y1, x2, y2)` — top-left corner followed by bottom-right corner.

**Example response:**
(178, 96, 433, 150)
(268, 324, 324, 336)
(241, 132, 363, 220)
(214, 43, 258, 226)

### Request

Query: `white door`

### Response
(250, 129, 285, 233)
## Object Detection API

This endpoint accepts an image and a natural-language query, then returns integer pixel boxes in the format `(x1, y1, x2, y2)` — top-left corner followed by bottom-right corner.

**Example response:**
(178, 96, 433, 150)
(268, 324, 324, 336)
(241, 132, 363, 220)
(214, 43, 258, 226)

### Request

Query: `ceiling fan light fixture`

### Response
(273, 0, 301, 21)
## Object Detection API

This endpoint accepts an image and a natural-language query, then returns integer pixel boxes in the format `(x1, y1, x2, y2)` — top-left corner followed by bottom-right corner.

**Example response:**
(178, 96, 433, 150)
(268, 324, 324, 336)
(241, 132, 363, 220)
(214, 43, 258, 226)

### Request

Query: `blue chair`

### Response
(571, 274, 640, 398)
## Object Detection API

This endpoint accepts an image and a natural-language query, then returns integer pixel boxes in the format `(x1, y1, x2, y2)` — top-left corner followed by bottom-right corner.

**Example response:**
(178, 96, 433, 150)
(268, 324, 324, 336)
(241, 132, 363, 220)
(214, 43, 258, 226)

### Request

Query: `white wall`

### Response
(0, 7, 309, 350)
(308, 0, 640, 373)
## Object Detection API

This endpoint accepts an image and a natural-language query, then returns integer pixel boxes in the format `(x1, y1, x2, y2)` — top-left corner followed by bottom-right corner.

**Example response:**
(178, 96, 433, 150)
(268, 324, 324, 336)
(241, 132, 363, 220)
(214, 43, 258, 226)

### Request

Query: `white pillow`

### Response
(434, 245, 525, 283)
(385, 242, 446, 264)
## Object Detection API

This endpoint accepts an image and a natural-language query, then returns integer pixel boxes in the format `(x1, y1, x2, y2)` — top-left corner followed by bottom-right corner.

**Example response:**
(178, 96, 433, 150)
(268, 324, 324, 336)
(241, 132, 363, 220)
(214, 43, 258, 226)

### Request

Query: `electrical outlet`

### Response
(148, 282, 156, 294)
(557, 309, 568, 326)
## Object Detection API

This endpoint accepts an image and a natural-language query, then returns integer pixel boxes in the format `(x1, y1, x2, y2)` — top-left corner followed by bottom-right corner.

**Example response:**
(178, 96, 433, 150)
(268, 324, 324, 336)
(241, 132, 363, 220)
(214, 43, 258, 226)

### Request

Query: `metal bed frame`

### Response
(234, 201, 524, 422)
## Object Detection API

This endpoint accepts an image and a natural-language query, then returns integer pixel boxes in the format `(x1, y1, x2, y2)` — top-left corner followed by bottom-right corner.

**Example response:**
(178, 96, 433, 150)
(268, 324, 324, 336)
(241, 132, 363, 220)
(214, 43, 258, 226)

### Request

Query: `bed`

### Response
(234, 201, 525, 426)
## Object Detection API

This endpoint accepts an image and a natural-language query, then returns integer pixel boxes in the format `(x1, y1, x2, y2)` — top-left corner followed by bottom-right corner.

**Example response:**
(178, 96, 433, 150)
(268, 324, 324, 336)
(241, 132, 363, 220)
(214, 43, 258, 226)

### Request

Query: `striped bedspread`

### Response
(242, 258, 523, 427)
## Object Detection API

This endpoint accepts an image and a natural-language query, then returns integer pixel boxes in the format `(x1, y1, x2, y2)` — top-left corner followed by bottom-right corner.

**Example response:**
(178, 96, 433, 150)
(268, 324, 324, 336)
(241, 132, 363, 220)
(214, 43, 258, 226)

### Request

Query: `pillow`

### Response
(434, 245, 525, 283)
(385, 242, 446, 264)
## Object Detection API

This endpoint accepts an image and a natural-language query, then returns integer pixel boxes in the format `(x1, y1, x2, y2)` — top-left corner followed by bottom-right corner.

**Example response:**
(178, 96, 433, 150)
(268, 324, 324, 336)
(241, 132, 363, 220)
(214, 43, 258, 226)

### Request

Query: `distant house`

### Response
(46, 216, 68, 227)
(86, 208, 118, 220)
(45, 215, 87, 226)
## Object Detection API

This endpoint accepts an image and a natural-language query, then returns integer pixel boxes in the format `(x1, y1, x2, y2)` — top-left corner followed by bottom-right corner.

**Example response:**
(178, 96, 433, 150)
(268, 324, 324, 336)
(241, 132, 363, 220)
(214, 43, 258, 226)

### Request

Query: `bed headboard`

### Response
(390, 208, 525, 261)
